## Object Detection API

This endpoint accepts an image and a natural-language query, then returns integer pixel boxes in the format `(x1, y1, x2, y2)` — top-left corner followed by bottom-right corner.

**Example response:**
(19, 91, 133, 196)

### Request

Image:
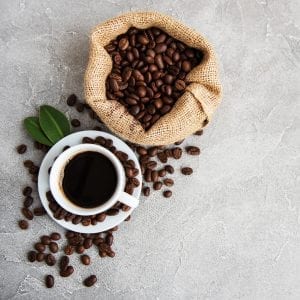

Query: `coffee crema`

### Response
(62, 151, 117, 208)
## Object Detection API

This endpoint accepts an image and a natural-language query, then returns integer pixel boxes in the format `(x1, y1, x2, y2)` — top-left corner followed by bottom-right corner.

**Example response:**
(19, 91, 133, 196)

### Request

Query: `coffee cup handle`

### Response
(119, 192, 139, 209)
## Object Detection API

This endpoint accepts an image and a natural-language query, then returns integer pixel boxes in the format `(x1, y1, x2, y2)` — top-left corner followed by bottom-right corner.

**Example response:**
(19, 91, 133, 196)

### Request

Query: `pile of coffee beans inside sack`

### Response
(105, 26, 204, 130)
(16, 93, 202, 288)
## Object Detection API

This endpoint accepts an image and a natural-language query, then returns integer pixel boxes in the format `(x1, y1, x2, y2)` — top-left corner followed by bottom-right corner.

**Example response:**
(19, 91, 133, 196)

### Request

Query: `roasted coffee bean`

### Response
(194, 129, 203, 136)
(71, 119, 81, 127)
(96, 213, 106, 222)
(163, 178, 174, 186)
(172, 147, 182, 159)
(106, 233, 114, 246)
(165, 165, 174, 174)
(81, 218, 91, 226)
(81, 254, 91, 265)
(76, 245, 85, 254)
(29, 165, 39, 175)
(50, 232, 61, 240)
(186, 146, 200, 155)
(45, 275, 54, 288)
(22, 207, 33, 220)
(181, 167, 193, 175)
(34, 242, 45, 253)
(157, 152, 168, 163)
(18, 219, 28, 230)
(72, 215, 82, 224)
(67, 94, 77, 106)
(163, 190, 172, 198)
(175, 79, 186, 91)
(23, 160, 34, 168)
(148, 147, 158, 157)
(23, 196, 33, 208)
(136, 146, 147, 156)
(17, 144, 27, 154)
(144, 168, 152, 182)
(83, 238, 93, 249)
(115, 151, 128, 162)
(151, 170, 159, 182)
(28, 251, 37, 262)
(153, 181, 163, 190)
(174, 139, 184, 145)
(82, 137, 94, 144)
(76, 102, 85, 112)
(59, 256, 69, 271)
(158, 169, 166, 177)
(106, 208, 119, 216)
(36, 252, 45, 262)
(45, 254, 56, 266)
(119, 37, 129, 50)
(143, 186, 150, 196)
(33, 207, 46, 216)
(60, 265, 74, 277)
(84, 275, 97, 287)
(22, 186, 32, 196)
(41, 235, 51, 245)
(49, 242, 58, 253)
(64, 245, 74, 255)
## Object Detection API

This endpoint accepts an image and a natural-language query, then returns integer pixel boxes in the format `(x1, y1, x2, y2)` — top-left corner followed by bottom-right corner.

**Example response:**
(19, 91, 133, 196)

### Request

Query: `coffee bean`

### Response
(82, 137, 94, 144)
(67, 94, 77, 106)
(83, 238, 93, 249)
(125, 215, 131, 221)
(106, 233, 114, 246)
(45, 275, 54, 288)
(23, 196, 33, 208)
(28, 251, 37, 262)
(49, 242, 58, 253)
(163, 190, 172, 198)
(118, 37, 129, 50)
(186, 146, 200, 155)
(182, 60, 191, 72)
(76, 102, 85, 112)
(17, 144, 27, 154)
(50, 232, 61, 240)
(33, 207, 46, 216)
(181, 167, 193, 175)
(59, 256, 69, 271)
(34, 242, 45, 253)
(174, 139, 184, 145)
(84, 275, 97, 287)
(158, 169, 166, 177)
(157, 152, 168, 163)
(96, 213, 106, 222)
(194, 129, 203, 136)
(45, 254, 56, 266)
(76, 245, 85, 254)
(23, 160, 34, 168)
(153, 181, 163, 190)
(151, 170, 159, 182)
(36, 252, 45, 262)
(22, 186, 32, 196)
(81, 254, 91, 265)
(41, 235, 51, 245)
(71, 119, 80, 127)
(175, 79, 186, 91)
(145, 161, 157, 170)
(22, 207, 33, 220)
(143, 187, 150, 196)
(60, 265, 74, 277)
(172, 147, 182, 159)
(106, 209, 119, 216)
(64, 245, 74, 255)
(163, 178, 174, 186)
(18, 220, 28, 230)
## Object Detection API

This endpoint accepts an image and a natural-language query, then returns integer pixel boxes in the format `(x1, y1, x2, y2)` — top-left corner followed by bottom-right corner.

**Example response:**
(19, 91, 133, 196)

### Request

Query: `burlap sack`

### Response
(84, 11, 222, 146)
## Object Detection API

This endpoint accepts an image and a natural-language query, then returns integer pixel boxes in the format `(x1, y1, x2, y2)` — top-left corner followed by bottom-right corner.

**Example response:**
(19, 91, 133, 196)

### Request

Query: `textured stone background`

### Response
(0, 0, 300, 299)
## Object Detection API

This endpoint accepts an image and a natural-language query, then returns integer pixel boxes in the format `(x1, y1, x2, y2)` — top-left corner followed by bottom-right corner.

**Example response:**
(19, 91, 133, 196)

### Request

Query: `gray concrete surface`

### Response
(0, 0, 300, 299)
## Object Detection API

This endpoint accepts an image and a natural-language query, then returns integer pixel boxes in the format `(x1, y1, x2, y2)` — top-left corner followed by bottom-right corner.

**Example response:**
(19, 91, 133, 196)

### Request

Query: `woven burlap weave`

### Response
(84, 11, 222, 146)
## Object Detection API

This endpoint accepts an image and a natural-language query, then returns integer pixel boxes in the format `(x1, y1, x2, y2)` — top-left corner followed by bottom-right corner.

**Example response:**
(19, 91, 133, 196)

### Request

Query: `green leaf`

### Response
(39, 105, 70, 144)
(24, 117, 53, 146)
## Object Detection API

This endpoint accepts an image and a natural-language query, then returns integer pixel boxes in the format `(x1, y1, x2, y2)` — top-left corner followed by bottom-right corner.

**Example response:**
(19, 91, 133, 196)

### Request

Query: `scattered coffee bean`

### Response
(17, 144, 27, 154)
(22, 207, 33, 220)
(22, 186, 32, 196)
(181, 167, 193, 175)
(76, 245, 85, 254)
(50, 232, 61, 240)
(194, 129, 203, 135)
(163, 178, 174, 187)
(71, 119, 81, 127)
(157, 152, 168, 163)
(60, 265, 74, 277)
(28, 251, 37, 262)
(106, 208, 119, 216)
(45, 254, 56, 266)
(84, 275, 97, 287)
(76, 102, 85, 112)
(34, 242, 45, 253)
(59, 256, 69, 271)
(106, 233, 114, 246)
(23, 160, 34, 168)
(82, 137, 94, 144)
(165, 165, 174, 174)
(143, 186, 150, 196)
(67, 94, 77, 106)
(41, 235, 51, 245)
(153, 181, 163, 190)
(186, 146, 200, 155)
(49, 242, 58, 253)
(81, 254, 91, 265)
(83, 238, 93, 249)
(64, 245, 74, 255)
(36, 253, 45, 262)
(158, 169, 166, 177)
(23, 196, 33, 208)
(33, 207, 46, 216)
(174, 139, 184, 145)
(172, 147, 182, 159)
(163, 190, 172, 198)
(18, 220, 28, 230)
(45, 275, 54, 288)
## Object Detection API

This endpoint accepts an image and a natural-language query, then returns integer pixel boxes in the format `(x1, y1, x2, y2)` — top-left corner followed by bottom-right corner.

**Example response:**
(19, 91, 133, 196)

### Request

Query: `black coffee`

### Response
(62, 151, 117, 208)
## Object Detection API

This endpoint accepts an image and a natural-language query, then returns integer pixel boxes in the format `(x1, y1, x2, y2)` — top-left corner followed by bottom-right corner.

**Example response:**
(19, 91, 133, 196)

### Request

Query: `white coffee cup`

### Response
(49, 144, 139, 216)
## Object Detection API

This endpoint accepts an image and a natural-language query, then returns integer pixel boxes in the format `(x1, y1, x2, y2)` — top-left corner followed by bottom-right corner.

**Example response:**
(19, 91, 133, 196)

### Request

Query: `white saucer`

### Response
(38, 131, 142, 233)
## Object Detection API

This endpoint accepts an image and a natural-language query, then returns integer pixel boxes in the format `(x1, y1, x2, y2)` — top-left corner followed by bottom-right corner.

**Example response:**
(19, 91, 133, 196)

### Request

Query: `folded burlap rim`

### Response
(84, 11, 222, 146)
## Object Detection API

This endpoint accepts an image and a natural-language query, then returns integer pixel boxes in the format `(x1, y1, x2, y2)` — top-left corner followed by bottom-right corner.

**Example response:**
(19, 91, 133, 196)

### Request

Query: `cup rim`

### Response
(49, 143, 125, 216)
